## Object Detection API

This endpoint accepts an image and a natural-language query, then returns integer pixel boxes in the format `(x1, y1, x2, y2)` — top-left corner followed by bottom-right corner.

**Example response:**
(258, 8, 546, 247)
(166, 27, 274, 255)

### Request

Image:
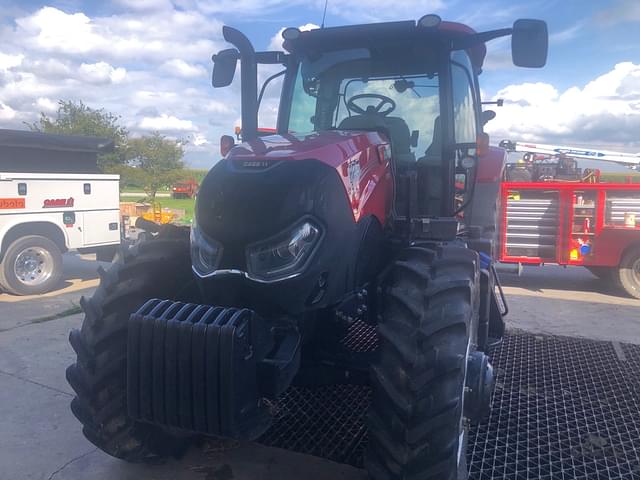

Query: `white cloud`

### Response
(190, 132, 209, 146)
(35, 97, 57, 113)
(12, 7, 222, 63)
(78, 62, 127, 84)
(0, 52, 23, 70)
(496, 82, 559, 107)
(0, 102, 17, 121)
(139, 113, 196, 131)
(161, 59, 207, 78)
(21, 58, 72, 79)
(15, 7, 101, 55)
(486, 62, 640, 146)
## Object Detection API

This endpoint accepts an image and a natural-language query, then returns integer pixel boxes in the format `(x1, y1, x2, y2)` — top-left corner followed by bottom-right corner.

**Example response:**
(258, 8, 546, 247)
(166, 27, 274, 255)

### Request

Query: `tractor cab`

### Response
(213, 16, 548, 223)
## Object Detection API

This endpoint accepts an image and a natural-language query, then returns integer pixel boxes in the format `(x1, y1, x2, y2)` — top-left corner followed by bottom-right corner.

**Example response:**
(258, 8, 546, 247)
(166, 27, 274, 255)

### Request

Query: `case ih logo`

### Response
(43, 197, 74, 208)
(242, 160, 270, 168)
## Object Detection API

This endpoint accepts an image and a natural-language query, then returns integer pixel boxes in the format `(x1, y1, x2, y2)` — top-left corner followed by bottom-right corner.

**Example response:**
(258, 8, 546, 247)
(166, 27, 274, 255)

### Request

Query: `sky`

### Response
(0, 0, 638, 168)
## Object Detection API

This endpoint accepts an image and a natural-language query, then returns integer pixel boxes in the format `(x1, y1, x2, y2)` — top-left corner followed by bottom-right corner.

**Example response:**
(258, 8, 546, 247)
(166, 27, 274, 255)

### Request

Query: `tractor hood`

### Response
(225, 130, 387, 168)
(192, 128, 391, 313)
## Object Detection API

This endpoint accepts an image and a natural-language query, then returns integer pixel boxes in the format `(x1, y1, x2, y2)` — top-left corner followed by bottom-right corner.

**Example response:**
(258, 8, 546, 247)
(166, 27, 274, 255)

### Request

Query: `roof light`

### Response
(282, 27, 301, 40)
(418, 14, 442, 29)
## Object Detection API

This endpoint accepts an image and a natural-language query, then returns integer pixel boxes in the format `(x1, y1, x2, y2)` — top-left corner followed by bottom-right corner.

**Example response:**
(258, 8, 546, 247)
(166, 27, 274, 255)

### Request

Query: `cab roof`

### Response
(285, 20, 486, 72)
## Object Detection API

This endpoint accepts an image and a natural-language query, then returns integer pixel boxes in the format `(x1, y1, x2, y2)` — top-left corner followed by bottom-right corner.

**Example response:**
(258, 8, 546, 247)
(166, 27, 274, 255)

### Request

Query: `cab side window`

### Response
(451, 51, 477, 144)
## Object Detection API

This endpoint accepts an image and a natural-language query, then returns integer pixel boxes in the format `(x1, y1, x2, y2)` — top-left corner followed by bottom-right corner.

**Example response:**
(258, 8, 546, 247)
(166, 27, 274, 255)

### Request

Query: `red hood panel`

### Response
(227, 130, 387, 167)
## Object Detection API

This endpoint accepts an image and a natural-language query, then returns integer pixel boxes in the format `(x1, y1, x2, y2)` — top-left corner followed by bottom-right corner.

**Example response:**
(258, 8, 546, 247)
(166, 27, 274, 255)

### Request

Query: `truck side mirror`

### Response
(212, 49, 239, 87)
(511, 19, 548, 68)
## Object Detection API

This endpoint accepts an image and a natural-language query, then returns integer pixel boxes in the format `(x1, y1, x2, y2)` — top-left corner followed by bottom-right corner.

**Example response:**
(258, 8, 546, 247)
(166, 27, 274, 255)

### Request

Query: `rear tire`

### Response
(366, 243, 479, 480)
(0, 235, 63, 295)
(66, 228, 199, 462)
(615, 247, 640, 299)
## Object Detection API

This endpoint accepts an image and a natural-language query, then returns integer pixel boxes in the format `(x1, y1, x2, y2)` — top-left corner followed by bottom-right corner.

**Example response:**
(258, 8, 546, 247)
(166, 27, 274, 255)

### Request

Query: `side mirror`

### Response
(481, 110, 496, 126)
(512, 19, 548, 68)
(212, 48, 239, 87)
(220, 135, 235, 157)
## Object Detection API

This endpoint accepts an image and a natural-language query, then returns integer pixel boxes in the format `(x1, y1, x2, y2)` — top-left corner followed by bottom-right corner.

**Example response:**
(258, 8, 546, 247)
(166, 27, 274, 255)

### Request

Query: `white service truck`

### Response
(0, 129, 121, 295)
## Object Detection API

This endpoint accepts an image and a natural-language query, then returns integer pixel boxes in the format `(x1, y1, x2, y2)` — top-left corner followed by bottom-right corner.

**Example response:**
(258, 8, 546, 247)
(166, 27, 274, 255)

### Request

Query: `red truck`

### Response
(171, 178, 198, 199)
(491, 141, 640, 299)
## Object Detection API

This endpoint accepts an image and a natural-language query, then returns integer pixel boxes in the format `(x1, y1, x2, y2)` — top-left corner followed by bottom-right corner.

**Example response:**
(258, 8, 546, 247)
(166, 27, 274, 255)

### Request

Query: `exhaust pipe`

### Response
(222, 26, 258, 142)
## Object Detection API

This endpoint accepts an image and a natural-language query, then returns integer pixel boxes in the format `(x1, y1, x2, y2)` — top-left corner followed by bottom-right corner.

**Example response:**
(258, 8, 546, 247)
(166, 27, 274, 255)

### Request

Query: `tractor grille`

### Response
(260, 326, 640, 479)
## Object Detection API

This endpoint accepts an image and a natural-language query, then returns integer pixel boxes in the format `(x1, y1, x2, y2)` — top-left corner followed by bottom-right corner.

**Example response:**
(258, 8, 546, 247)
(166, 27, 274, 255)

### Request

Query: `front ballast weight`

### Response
(127, 299, 300, 439)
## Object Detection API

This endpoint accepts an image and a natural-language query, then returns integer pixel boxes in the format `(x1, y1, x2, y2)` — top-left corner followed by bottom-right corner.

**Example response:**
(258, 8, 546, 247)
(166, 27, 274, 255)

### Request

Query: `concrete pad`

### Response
(0, 253, 101, 331)
(505, 293, 640, 343)
(501, 265, 640, 343)
(55, 441, 364, 480)
(0, 313, 81, 395)
(0, 372, 93, 480)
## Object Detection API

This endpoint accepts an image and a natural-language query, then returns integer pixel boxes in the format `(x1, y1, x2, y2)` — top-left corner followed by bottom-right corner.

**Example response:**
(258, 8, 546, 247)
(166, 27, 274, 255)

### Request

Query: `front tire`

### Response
(366, 243, 479, 480)
(0, 235, 63, 295)
(66, 228, 200, 462)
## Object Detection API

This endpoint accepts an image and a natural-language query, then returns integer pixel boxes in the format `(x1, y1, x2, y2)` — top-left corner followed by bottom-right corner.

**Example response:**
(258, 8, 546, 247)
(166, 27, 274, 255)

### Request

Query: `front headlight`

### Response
(190, 220, 223, 277)
(246, 220, 322, 281)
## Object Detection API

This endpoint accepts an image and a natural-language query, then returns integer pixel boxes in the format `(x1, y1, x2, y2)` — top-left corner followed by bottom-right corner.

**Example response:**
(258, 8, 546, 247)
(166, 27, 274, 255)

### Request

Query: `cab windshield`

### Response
(288, 48, 441, 161)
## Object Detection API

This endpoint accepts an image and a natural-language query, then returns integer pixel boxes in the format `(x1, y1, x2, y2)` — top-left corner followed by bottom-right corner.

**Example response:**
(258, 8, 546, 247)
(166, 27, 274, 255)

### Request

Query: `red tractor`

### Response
(67, 16, 547, 479)
(171, 178, 199, 199)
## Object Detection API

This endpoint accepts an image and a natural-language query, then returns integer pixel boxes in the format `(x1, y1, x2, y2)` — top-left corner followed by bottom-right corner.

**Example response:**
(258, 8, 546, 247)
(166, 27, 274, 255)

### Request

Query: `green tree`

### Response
(127, 132, 185, 201)
(27, 100, 129, 171)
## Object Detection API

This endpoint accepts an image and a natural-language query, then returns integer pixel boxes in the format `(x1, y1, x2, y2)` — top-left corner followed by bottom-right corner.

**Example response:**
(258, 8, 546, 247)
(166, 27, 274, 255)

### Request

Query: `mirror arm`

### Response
(223, 26, 258, 142)
(451, 28, 513, 50)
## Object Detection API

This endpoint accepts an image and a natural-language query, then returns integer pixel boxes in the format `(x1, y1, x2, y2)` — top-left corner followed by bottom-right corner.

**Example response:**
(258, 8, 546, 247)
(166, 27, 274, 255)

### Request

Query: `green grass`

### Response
(120, 169, 210, 193)
(120, 195, 195, 224)
(599, 172, 640, 183)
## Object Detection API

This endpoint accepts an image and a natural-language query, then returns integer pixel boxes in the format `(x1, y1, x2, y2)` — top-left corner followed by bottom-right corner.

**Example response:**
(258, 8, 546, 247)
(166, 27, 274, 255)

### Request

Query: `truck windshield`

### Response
(288, 52, 440, 159)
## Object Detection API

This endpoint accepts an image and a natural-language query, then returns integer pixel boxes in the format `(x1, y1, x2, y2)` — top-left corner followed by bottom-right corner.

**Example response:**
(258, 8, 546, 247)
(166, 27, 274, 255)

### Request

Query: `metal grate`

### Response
(260, 329, 640, 479)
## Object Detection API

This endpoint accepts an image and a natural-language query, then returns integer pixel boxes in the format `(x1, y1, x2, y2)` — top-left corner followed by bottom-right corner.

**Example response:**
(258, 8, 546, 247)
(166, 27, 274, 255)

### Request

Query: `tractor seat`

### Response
(338, 108, 415, 164)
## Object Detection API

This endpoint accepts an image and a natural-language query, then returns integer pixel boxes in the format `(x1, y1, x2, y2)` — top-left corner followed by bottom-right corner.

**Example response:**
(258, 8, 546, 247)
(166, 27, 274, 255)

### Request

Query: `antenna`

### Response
(321, 0, 328, 28)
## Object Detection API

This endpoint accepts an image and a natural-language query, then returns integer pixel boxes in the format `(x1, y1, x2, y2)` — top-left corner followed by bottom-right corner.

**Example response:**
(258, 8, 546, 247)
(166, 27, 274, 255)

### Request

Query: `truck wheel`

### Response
(0, 235, 63, 295)
(616, 247, 640, 299)
(366, 244, 479, 480)
(66, 229, 199, 462)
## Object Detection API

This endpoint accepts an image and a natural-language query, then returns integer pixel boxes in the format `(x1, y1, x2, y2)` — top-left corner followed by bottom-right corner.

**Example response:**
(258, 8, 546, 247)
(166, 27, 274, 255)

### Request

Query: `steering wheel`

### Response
(346, 93, 396, 117)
